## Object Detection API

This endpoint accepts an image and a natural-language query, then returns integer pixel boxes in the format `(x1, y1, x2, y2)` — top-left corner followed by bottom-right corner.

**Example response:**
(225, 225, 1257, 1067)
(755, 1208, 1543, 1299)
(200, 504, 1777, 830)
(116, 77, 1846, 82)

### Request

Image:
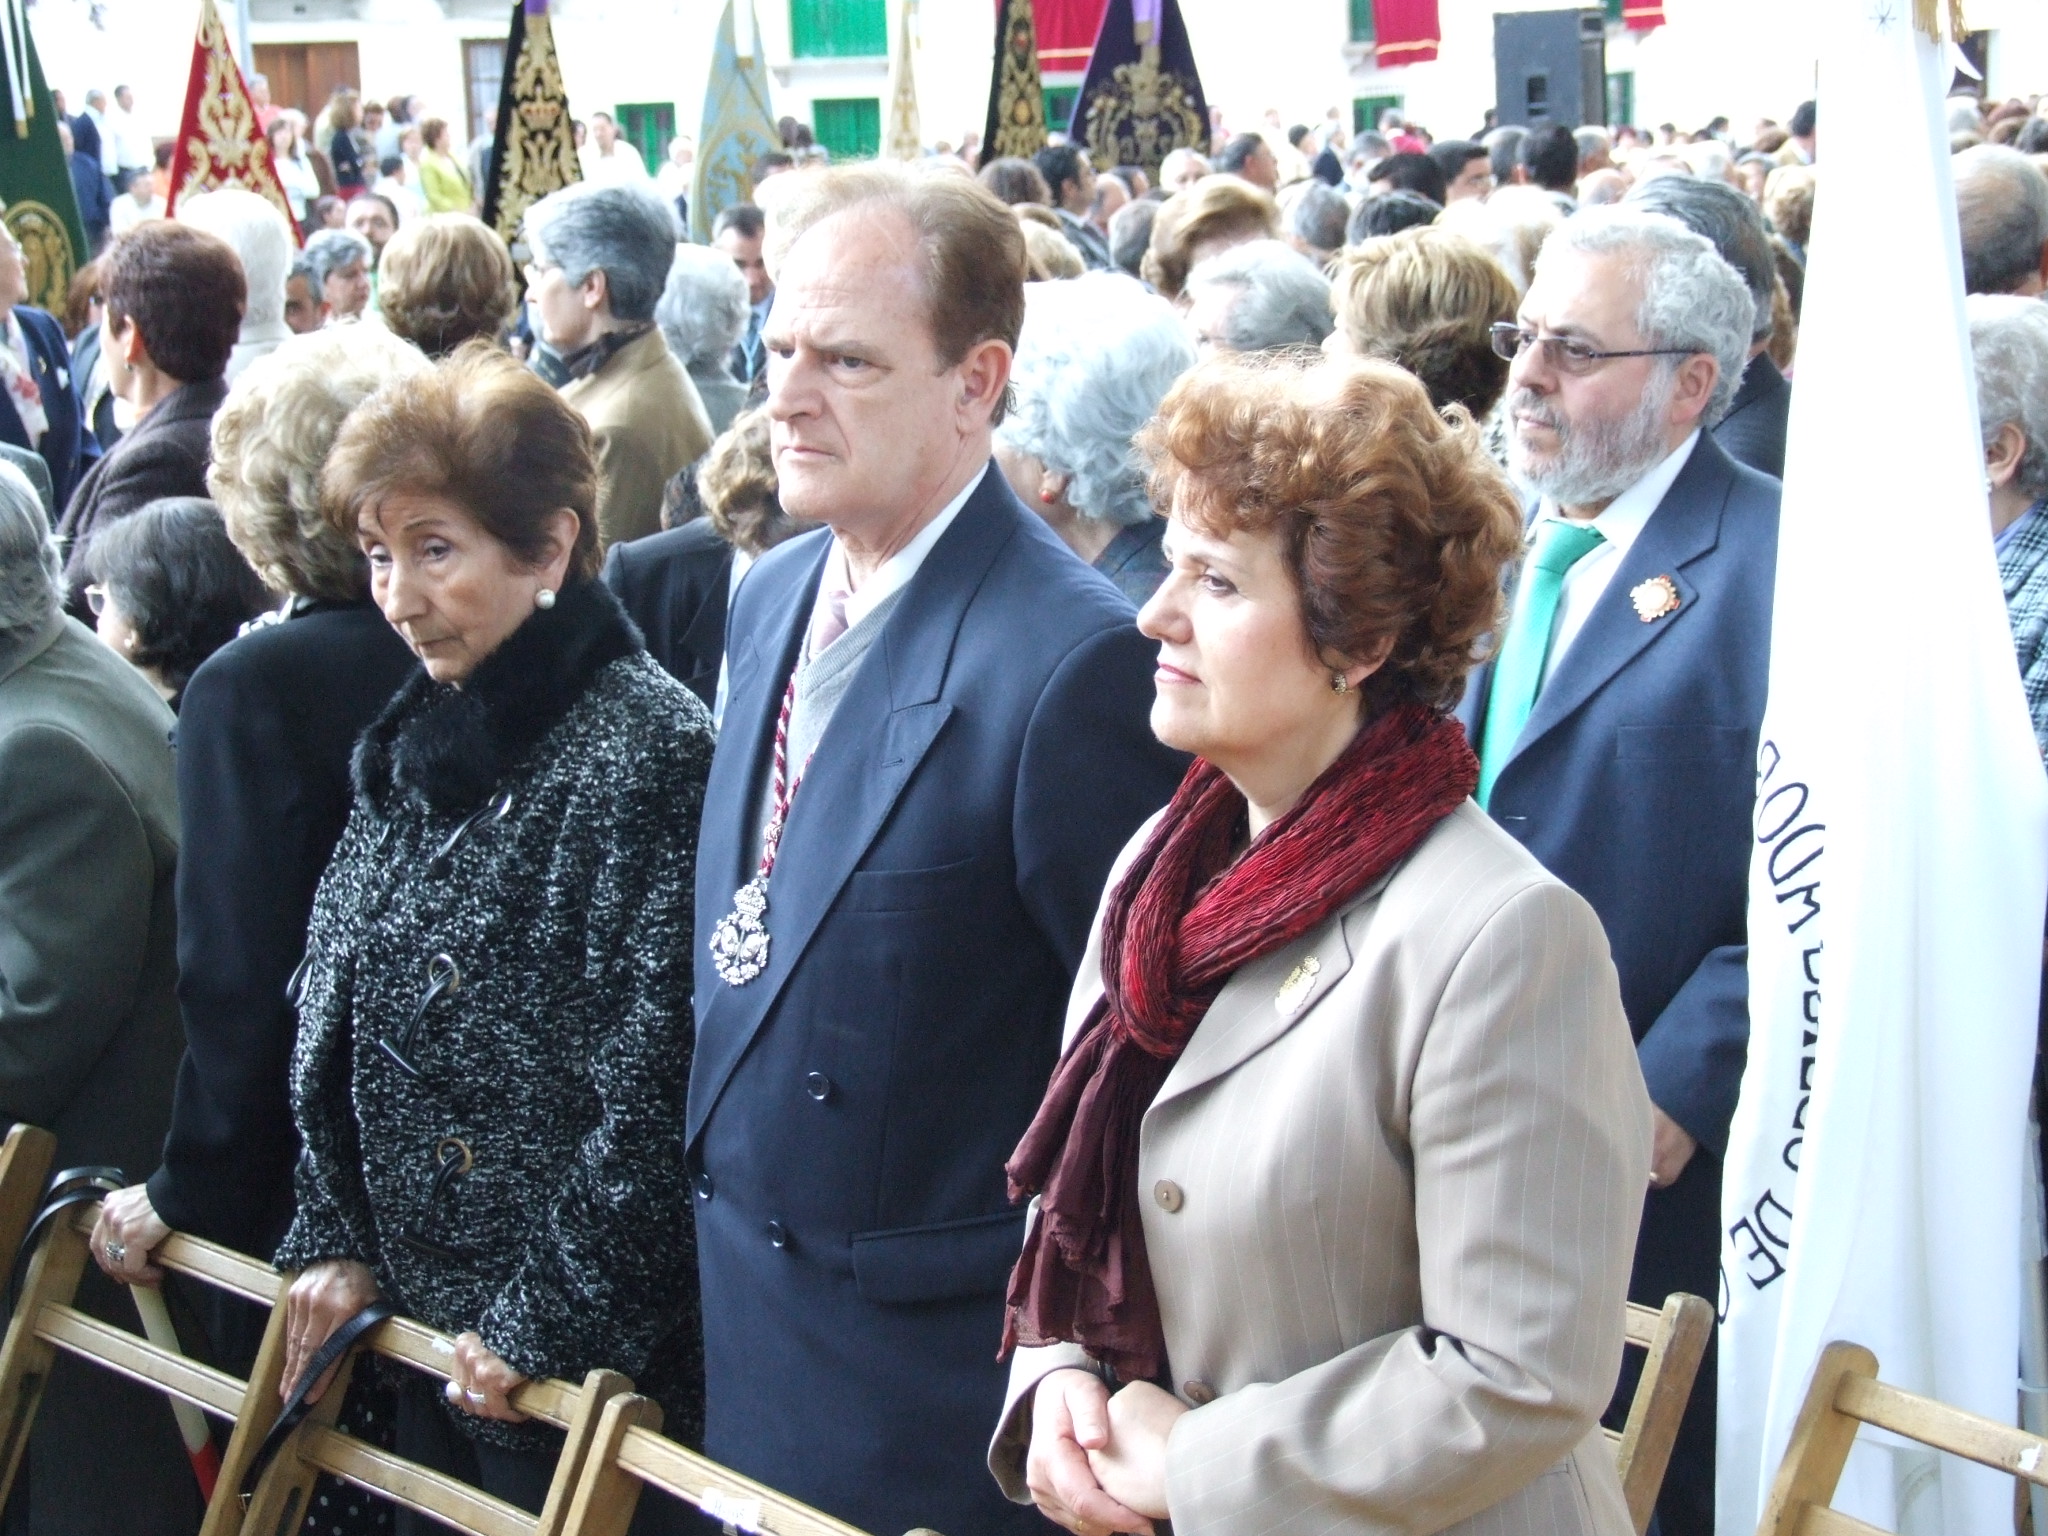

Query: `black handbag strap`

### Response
(10, 1165, 124, 1309)
(239, 1298, 396, 1505)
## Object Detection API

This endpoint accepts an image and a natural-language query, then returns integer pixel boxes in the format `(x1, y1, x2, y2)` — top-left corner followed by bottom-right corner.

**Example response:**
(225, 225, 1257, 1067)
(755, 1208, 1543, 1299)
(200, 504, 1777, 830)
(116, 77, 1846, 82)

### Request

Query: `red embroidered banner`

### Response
(1623, 0, 1666, 30)
(1034, 0, 1108, 78)
(1372, 0, 1440, 66)
(164, 0, 301, 241)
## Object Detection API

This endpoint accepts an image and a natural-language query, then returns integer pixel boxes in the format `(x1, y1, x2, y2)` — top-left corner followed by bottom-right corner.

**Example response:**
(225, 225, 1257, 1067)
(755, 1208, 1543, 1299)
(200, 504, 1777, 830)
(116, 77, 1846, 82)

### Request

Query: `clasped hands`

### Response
(280, 1259, 528, 1422)
(1025, 1368, 1187, 1536)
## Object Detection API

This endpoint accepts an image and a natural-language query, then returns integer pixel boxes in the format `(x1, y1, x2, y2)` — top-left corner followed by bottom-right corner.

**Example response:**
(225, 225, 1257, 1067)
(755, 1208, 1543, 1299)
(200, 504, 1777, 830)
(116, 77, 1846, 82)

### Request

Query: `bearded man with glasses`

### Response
(1457, 206, 1781, 1536)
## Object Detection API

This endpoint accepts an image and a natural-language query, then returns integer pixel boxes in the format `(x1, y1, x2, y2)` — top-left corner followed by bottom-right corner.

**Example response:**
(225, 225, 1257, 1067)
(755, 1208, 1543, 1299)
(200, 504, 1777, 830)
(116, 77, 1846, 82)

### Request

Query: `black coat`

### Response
(601, 518, 732, 707)
(146, 599, 419, 1258)
(56, 375, 228, 618)
(1712, 353, 1790, 483)
(276, 580, 715, 1448)
(690, 469, 1186, 1536)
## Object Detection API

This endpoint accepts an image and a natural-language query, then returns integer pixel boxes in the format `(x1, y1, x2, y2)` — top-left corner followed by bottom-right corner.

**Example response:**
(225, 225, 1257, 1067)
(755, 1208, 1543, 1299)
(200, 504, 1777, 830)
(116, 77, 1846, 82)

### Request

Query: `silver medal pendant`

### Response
(710, 878, 772, 986)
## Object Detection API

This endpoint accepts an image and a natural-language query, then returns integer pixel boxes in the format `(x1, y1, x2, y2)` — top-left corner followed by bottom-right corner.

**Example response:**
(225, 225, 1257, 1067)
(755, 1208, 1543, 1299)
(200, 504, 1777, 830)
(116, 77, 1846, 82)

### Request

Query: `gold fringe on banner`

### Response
(1912, 0, 1967, 41)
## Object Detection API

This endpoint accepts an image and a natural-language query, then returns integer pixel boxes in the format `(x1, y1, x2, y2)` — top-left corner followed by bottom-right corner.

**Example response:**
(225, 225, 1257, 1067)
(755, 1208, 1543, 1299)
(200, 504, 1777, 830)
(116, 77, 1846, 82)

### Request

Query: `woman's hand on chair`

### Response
(1025, 1368, 1157, 1535)
(447, 1331, 529, 1423)
(1087, 1381, 1183, 1524)
(280, 1259, 380, 1405)
(89, 1184, 170, 1285)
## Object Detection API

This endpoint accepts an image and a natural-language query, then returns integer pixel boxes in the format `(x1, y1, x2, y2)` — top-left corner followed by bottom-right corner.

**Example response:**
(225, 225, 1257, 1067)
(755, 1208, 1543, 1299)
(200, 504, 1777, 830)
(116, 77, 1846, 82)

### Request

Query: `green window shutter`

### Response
(813, 98, 881, 159)
(1350, 0, 1376, 45)
(1604, 0, 1624, 19)
(1042, 85, 1079, 135)
(616, 103, 676, 176)
(1605, 70, 1634, 128)
(1352, 94, 1402, 136)
(791, 0, 887, 59)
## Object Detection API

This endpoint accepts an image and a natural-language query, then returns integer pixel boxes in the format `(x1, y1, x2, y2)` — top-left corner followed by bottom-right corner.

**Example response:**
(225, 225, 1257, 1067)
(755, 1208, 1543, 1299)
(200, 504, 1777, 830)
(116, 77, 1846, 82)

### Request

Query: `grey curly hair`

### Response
(0, 460, 58, 640)
(207, 324, 433, 601)
(1541, 206, 1756, 424)
(996, 271, 1194, 527)
(1969, 294, 2048, 499)
(656, 243, 751, 370)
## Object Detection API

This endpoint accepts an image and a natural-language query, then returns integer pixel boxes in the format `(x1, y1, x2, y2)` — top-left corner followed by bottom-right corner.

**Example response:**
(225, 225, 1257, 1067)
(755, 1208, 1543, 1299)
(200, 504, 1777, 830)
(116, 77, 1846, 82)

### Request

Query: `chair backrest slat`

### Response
(34, 1300, 246, 1416)
(1614, 1292, 1714, 1536)
(613, 1425, 874, 1536)
(1794, 1506, 1890, 1536)
(296, 1422, 538, 1536)
(1834, 1373, 2048, 1485)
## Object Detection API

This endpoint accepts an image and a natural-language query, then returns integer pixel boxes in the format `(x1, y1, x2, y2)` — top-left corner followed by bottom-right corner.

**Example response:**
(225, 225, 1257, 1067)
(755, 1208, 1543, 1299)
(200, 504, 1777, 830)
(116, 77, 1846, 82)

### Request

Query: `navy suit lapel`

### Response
(688, 470, 1015, 1146)
(1496, 435, 1737, 774)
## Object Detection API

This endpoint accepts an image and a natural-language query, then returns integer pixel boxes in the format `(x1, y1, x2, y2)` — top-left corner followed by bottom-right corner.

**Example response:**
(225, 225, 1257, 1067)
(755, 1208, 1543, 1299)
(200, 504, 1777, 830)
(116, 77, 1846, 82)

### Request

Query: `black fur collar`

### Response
(353, 577, 642, 816)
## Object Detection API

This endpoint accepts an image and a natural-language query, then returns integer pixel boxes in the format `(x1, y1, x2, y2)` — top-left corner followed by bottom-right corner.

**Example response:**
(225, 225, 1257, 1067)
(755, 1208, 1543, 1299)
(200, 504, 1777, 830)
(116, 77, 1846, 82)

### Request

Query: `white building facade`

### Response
(28, 0, 2048, 177)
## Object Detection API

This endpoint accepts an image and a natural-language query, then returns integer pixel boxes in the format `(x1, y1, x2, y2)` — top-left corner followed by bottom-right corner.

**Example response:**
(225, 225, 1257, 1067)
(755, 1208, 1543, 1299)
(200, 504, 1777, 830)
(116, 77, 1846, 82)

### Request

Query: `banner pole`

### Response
(2019, 1096, 2048, 1536)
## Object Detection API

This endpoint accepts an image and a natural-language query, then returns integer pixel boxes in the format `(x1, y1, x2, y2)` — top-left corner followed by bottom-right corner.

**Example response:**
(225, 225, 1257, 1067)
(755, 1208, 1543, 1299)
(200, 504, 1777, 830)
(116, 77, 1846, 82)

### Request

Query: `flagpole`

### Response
(2021, 1102, 2048, 1535)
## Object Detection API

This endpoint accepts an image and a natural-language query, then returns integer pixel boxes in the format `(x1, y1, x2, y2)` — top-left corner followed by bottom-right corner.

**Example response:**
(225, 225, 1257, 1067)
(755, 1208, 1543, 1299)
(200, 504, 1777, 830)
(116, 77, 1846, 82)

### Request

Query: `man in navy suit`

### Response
(0, 225, 94, 512)
(1460, 207, 1780, 1536)
(690, 165, 1184, 1536)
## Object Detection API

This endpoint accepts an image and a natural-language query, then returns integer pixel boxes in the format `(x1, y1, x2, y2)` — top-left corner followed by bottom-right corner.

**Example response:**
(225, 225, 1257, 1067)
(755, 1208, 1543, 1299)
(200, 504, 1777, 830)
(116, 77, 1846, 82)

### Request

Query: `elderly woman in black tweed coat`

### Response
(272, 343, 714, 1524)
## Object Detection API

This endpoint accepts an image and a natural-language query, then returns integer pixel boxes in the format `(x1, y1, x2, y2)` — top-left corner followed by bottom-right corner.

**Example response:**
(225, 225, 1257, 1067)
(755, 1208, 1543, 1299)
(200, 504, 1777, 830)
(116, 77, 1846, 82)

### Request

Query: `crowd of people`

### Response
(5, 61, 2048, 1536)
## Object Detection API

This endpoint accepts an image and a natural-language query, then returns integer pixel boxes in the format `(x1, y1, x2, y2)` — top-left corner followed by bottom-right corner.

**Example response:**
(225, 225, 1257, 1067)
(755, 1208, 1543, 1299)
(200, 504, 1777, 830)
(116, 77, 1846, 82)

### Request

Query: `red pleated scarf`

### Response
(1001, 702, 1478, 1381)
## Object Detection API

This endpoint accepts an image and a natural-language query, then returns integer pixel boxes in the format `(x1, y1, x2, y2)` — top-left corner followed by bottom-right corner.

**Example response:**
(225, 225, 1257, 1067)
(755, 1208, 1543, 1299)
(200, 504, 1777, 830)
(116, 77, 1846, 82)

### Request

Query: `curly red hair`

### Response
(1140, 353, 1523, 712)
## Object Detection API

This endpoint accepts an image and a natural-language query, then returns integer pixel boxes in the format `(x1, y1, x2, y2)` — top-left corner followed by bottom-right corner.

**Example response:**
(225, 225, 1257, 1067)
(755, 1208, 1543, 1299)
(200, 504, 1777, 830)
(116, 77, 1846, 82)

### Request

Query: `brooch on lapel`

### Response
(1630, 575, 1681, 623)
(1275, 956, 1321, 1015)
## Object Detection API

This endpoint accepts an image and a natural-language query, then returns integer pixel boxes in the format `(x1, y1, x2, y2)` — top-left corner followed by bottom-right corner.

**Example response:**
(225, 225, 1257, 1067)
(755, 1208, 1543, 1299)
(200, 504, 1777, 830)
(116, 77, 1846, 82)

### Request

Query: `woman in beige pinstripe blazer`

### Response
(990, 354, 1653, 1536)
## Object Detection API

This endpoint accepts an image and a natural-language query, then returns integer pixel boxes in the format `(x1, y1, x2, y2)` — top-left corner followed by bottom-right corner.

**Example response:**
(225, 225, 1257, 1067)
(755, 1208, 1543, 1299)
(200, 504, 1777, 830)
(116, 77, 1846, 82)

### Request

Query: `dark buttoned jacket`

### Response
(689, 466, 1186, 1536)
(0, 306, 95, 514)
(602, 517, 733, 707)
(57, 375, 227, 618)
(145, 599, 418, 1257)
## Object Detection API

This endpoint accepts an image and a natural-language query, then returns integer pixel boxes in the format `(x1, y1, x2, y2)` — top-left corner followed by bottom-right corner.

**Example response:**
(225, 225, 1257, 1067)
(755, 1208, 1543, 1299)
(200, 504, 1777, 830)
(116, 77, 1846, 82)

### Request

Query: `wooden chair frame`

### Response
(0, 1119, 629, 1536)
(556, 1393, 942, 1536)
(1603, 1293, 1715, 1534)
(1754, 1340, 2048, 1536)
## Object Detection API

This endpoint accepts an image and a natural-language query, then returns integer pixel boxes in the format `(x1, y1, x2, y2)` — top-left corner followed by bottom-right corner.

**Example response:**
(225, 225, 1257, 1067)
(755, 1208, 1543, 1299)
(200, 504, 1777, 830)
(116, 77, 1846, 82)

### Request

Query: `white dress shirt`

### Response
(1527, 430, 1699, 686)
(804, 462, 986, 645)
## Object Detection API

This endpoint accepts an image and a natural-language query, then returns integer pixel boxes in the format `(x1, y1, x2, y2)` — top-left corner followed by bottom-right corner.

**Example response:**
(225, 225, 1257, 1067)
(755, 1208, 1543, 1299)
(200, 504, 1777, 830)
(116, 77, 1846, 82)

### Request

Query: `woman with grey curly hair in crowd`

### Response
(91, 323, 432, 1282)
(655, 243, 753, 438)
(994, 271, 1195, 604)
(1970, 293, 2048, 758)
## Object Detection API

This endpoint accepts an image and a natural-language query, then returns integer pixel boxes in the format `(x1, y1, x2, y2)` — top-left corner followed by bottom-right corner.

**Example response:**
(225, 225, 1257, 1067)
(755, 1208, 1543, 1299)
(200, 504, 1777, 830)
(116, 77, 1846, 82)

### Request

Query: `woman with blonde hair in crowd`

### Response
(1142, 176, 1279, 302)
(1326, 224, 1520, 421)
(267, 115, 321, 225)
(994, 352, 1650, 1536)
(376, 212, 518, 359)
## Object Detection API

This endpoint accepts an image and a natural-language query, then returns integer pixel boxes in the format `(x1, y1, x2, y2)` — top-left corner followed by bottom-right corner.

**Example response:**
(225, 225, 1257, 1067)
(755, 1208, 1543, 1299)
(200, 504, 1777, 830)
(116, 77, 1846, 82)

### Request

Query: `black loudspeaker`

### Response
(1493, 9, 1608, 129)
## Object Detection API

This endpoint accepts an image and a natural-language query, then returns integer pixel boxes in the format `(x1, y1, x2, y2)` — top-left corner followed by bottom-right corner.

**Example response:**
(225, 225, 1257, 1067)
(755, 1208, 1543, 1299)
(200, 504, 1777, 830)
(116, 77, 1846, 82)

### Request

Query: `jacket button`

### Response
(1182, 1380, 1216, 1406)
(766, 1219, 789, 1249)
(1153, 1180, 1184, 1213)
(693, 1171, 714, 1201)
(805, 1072, 833, 1102)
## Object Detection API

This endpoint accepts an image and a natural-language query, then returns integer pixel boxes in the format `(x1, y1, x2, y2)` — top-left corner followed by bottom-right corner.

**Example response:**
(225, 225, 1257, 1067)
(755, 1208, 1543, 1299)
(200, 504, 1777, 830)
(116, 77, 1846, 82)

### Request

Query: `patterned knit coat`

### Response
(274, 578, 714, 1449)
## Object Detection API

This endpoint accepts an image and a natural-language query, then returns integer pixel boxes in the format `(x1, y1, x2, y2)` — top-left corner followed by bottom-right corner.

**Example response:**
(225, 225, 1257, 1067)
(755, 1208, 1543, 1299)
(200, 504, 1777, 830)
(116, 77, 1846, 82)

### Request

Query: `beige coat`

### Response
(991, 801, 1653, 1536)
(559, 326, 713, 548)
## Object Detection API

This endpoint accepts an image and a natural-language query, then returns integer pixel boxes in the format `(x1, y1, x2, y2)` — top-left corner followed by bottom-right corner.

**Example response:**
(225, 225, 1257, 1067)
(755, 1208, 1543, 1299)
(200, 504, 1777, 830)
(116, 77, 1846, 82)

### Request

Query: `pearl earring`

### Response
(535, 587, 556, 610)
(1330, 672, 1350, 694)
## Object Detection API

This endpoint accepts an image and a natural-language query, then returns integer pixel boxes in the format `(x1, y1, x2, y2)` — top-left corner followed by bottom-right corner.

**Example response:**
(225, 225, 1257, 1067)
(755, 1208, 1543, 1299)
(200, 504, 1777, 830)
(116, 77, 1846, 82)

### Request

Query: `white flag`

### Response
(1715, 3, 2048, 1533)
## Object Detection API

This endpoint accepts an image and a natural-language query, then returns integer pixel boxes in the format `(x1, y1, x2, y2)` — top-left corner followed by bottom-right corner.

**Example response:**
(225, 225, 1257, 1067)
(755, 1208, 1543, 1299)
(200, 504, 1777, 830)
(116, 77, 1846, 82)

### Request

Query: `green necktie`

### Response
(1477, 520, 1605, 808)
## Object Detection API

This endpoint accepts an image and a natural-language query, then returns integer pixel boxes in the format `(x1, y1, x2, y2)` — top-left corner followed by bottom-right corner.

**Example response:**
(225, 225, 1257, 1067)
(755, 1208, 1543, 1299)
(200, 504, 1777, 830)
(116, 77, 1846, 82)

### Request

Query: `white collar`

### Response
(816, 462, 986, 636)
(1535, 429, 1699, 555)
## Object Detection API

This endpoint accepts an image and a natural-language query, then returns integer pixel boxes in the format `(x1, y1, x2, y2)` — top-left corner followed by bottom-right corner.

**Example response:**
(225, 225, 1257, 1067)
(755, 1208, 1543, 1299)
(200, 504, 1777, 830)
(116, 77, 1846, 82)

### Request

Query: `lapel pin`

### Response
(1275, 956, 1321, 1015)
(1630, 575, 1681, 623)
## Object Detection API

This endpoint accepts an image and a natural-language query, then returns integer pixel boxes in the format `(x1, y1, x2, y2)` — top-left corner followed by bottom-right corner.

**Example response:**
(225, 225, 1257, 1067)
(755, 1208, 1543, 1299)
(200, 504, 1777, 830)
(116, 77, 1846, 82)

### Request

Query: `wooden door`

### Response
(253, 41, 361, 120)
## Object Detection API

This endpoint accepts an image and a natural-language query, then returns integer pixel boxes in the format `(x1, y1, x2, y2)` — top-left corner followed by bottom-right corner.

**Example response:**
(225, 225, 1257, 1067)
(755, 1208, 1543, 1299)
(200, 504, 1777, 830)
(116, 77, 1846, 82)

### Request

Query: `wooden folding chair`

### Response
(1754, 1340, 2048, 1535)
(1603, 1292, 1715, 1535)
(556, 1393, 943, 1536)
(0, 1129, 287, 1536)
(239, 1310, 631, 1536)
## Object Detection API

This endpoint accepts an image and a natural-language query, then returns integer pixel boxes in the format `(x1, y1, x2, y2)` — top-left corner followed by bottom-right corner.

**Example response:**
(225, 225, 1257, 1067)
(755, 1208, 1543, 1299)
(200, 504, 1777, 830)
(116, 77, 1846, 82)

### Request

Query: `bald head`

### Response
(1955, 144, 2048, 296)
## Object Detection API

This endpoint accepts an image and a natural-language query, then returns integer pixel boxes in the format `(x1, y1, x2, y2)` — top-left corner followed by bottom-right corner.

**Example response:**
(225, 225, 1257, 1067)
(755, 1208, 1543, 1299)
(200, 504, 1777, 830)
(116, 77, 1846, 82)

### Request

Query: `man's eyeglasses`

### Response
(1489, 323, 1698, 376)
